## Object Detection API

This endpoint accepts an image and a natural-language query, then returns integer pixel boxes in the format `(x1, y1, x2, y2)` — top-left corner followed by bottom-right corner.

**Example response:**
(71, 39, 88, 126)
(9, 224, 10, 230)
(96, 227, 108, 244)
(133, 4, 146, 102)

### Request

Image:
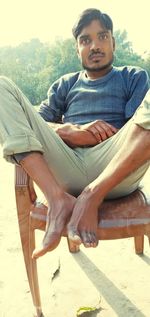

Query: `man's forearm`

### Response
(47, 122, 98, 147)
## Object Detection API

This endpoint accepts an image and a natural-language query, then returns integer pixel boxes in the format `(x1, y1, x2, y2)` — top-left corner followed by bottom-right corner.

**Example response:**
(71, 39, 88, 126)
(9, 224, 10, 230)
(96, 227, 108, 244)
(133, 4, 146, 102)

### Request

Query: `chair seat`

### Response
(15, 164, 150, 317)
(30, 189, 150, 240)
(99, 189, 150, 239)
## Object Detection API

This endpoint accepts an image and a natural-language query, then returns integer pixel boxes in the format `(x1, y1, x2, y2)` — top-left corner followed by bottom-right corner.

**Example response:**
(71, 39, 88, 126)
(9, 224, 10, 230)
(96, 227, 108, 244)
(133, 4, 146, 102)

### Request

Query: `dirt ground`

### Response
(0, 151, 150, 317)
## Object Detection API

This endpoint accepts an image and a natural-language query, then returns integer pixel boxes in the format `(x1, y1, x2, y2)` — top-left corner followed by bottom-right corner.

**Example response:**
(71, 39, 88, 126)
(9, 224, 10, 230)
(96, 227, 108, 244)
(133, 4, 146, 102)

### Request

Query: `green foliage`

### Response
(0, 31, 149, 105)
(46, 38, 81, 85)
(0, 38, 49, 104)
(114, 30, 143, 67)
(142, 53, 150, 78)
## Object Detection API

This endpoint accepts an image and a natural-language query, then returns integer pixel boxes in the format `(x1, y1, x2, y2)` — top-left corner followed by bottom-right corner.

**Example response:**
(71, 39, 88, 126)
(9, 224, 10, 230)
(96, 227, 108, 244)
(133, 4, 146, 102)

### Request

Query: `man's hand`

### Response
(82, 120, 118, 143)
(51, 123, 98, 147)
(48, 121, 118, 148)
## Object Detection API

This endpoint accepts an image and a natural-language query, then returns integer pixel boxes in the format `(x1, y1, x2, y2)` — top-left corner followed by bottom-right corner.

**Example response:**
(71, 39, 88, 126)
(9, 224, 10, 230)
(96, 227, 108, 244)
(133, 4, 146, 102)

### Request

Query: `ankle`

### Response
(80, 186, 103, 208)
(45, 187, 64, 202)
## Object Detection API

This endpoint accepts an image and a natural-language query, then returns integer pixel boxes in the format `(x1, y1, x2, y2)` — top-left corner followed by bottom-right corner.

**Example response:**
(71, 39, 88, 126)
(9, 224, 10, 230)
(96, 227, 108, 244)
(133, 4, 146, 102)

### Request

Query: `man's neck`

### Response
(85, 66, 113, 80)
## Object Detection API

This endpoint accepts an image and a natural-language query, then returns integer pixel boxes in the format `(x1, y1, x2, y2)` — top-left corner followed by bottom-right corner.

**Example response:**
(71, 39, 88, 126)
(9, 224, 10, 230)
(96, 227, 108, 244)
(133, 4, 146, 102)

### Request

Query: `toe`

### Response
(81, 231, 98, 248)
(67, 227, 82, 245)
(91, 232, 99, 248)
(32, 232, 62, 259)
(32, 246, 48, 259)
(81, 231, 92, 248)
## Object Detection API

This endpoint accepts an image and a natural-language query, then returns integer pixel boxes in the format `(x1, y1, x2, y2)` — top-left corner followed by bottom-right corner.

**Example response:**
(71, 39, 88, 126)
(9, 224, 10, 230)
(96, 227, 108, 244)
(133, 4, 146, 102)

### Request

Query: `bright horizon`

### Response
(0, 0, 150, 56)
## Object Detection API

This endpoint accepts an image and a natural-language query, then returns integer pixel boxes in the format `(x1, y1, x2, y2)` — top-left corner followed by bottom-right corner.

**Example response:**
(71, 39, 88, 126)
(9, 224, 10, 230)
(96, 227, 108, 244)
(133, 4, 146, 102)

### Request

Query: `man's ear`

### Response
(112, 36, 115, 51)
(76, 43, 80, 58)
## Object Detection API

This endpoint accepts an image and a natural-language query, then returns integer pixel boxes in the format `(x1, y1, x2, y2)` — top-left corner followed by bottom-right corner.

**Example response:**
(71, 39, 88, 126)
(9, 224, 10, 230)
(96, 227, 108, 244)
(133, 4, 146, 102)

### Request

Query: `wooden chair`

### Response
(15, 165, 150, 317)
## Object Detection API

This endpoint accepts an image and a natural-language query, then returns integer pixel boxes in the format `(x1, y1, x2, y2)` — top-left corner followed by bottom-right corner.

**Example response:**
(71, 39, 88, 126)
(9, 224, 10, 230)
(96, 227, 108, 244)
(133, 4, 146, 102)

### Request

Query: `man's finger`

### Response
(87, 127, 102, 142)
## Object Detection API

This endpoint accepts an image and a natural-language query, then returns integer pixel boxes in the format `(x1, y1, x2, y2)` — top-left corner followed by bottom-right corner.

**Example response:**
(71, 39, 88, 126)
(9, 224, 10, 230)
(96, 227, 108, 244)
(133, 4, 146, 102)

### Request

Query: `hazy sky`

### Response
(0, 0, 149, 55)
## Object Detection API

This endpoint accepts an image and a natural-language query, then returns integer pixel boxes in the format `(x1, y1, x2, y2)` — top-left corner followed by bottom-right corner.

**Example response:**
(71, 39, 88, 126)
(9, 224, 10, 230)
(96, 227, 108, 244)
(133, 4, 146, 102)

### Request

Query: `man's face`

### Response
(77, 19, 115, 78)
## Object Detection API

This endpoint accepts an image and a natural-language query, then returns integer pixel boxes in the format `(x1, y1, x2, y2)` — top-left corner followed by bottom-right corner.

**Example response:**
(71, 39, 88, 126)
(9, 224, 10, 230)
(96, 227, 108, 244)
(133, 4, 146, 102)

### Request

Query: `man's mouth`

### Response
(89, 53, 105, 60)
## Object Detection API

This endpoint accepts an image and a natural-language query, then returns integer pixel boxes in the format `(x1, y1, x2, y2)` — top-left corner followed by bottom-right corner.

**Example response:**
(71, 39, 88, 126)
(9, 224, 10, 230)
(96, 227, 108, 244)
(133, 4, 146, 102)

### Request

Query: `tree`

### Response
(45, 38, 81, 85)
(142, 53, 150, 78)
(114, 30, 143, 67)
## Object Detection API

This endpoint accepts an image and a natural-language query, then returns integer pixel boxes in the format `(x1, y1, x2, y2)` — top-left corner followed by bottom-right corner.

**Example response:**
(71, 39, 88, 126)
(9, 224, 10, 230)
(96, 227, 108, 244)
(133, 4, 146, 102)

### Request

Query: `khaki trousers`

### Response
(0, 76, 149, 198)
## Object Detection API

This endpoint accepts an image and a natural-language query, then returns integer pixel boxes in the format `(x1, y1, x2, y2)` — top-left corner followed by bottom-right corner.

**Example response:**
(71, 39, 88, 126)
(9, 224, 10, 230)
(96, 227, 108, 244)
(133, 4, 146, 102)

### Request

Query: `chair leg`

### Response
(18, 215, 43, 316)
(134, 235, 144, 254)
(29, 225, 43, 317)
(67, 237, 80, 253)
(16, 188, 43, 317)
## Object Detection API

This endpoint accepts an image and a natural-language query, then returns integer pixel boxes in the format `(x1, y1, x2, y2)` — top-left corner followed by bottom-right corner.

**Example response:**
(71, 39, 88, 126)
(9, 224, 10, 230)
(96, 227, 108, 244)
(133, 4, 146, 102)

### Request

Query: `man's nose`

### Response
(90, 39, 101, 50)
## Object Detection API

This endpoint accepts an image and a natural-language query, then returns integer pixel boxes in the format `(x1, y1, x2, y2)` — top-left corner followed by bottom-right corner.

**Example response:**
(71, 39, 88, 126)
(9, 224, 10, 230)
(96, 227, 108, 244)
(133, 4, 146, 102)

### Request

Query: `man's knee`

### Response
(0, 76, 13, 91)
(133, 90, 150, 130)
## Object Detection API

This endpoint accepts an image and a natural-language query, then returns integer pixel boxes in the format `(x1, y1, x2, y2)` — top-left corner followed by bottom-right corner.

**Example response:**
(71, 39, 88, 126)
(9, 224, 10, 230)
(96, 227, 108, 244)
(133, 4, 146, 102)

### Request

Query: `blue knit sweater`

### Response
(39, 66, 149, 129)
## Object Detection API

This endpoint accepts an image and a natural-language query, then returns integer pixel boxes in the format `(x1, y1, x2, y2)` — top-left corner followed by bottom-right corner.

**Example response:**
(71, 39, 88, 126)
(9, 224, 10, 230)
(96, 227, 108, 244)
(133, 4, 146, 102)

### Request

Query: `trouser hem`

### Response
(2, 134, 44, 163)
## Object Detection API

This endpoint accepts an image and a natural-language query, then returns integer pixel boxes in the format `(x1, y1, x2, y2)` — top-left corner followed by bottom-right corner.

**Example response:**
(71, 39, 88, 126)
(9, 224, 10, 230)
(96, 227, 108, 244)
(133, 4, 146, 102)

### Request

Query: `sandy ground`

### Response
(0, 151, 150, 317)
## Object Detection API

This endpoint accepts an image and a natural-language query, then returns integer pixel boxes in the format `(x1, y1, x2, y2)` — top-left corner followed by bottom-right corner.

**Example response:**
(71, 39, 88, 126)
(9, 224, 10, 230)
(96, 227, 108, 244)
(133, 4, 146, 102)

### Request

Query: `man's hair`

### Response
(72, 8, 113, 39)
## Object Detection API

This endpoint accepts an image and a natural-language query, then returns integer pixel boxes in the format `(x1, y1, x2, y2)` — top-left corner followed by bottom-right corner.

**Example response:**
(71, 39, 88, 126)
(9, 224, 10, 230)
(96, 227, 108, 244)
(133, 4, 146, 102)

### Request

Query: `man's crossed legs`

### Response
(0, 76, 150, 258)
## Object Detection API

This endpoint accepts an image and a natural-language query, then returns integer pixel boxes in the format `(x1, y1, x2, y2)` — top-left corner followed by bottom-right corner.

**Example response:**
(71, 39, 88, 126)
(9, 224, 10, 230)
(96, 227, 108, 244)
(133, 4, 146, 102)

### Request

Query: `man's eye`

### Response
(99, 34, 108, 40)
(82, 38, 90, 45)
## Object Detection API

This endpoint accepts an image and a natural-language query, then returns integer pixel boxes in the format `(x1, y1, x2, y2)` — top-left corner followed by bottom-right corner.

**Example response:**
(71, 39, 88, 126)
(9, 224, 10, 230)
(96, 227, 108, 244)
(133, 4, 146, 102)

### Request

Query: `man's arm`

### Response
(124, 67, 150, 120)
(39, 73, 80, 123)
(49, 121, 118, 148)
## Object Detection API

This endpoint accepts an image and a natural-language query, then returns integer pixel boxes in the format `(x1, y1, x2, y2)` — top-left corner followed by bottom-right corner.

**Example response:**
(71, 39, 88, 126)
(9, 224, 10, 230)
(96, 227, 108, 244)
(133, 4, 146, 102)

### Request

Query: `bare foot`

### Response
(32, 193, 76, 258)
(67, 190, 103, 248)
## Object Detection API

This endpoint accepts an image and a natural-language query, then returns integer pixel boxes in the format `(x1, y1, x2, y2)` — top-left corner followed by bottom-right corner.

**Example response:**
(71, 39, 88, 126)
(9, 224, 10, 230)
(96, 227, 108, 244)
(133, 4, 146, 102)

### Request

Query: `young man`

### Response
(0, 8, 150, 258)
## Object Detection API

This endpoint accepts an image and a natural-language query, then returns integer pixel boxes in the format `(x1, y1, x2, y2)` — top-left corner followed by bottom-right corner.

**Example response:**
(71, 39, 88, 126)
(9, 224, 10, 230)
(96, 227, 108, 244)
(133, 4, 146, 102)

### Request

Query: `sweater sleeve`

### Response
(124, 67, 150, 119)
(38, 76, 67, 122)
